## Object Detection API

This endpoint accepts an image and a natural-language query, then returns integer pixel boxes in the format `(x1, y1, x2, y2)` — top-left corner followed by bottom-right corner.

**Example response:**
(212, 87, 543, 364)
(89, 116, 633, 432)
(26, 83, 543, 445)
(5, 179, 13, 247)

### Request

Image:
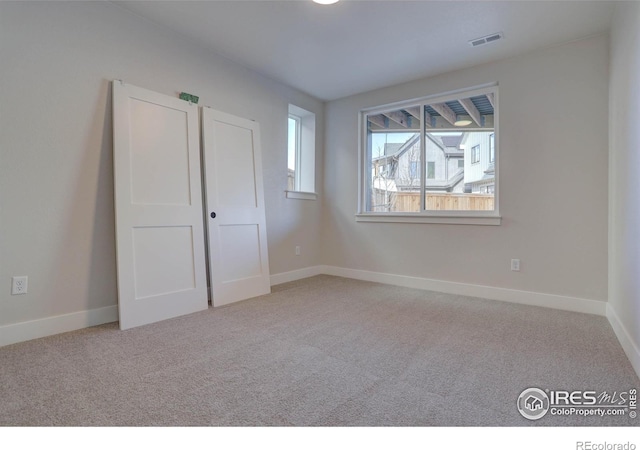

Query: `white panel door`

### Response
(112, 81, 208, 330)
(202, 107, 271, 307)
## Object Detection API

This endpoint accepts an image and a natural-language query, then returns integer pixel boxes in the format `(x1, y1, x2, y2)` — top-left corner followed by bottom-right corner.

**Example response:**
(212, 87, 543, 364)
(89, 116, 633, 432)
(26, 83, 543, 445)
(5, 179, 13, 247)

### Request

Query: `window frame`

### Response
(286, 104, 317, 200)
(471, 145, 481, 164)
(357, 84, 500, 225)
(489, 133, 495, 163)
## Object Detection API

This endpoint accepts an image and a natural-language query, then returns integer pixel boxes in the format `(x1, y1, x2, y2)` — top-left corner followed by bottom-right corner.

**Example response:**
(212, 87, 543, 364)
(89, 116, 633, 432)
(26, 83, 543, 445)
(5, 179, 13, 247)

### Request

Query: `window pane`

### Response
(427, 161, 435, 179)
(424, 130, 494, 211)
(422, 91, 495, 212)
(287, 105, 316, 195)
(366, 106, 420, 212)
(472, 145, 480, 164)
(287, 116, 298, 191)
(360, 88, 497, 216)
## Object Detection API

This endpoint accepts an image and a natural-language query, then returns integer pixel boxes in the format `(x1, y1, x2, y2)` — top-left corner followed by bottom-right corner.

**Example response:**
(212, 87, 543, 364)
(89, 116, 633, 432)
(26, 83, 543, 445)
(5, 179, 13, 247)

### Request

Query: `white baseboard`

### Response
(606, 303, 640, 379)
(0, 305, 118, 347)
(270, 265, 326, 286)
(1, 266, 609, 348)
(322, 265, 607, 316)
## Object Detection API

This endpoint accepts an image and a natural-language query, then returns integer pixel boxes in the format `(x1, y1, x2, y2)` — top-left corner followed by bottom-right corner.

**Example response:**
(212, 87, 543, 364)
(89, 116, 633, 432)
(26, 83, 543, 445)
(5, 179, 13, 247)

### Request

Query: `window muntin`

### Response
(361, 85, 497, 217)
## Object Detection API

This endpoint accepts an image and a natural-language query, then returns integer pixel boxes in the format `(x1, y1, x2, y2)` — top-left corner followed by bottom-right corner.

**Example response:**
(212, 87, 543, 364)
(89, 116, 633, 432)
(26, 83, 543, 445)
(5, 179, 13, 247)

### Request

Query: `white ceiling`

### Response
(114, 0, 616, 101)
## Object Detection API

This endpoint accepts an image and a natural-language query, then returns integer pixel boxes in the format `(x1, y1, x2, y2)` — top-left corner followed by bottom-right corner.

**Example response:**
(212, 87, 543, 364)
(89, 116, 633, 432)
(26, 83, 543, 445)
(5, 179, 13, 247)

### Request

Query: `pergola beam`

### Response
(424, 111, 432, 128)
(367, 114, 388, 129)
(404, 106, 430, 128)
(383, 111, 410, 128)
(404, 106, 420, 120)
(429, 103, 457, 126)
(459, 98, 482, 127)
(486, 92, 495, 109)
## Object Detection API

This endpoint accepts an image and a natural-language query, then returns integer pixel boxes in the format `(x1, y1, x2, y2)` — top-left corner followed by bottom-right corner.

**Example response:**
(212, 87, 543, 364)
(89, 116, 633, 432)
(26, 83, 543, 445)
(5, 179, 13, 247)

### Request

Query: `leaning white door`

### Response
(112, 81, 208, 330)
(202, 107, 271, 307)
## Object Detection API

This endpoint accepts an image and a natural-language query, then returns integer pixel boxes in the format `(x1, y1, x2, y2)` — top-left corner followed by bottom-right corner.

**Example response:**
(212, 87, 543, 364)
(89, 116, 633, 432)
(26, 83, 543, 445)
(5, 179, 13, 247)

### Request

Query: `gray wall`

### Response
(609, 2, 640, 367)
(0, 2, 324, 327)
(1, 1, 627, 358)
(322, 34, 609, 302)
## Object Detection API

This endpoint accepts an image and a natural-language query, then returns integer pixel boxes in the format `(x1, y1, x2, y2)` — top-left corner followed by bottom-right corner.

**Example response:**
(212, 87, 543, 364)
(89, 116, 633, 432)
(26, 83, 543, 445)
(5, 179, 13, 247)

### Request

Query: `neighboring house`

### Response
(372, 133, 465, 194)
(425, 133, 465, 193)
(287, 168, 295, 191)
(462, 131, 495, 194)
(370, 128, 495, 212)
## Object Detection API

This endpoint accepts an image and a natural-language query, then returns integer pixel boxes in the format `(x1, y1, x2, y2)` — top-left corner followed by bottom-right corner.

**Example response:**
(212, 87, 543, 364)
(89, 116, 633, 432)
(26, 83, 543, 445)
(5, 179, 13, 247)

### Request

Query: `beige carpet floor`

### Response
(1, 275, 638, 426)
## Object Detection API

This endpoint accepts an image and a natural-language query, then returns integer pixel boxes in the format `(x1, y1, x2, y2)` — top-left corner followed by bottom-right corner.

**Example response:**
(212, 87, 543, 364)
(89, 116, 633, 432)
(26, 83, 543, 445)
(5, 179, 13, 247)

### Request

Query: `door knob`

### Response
(210, 212, 216, 219)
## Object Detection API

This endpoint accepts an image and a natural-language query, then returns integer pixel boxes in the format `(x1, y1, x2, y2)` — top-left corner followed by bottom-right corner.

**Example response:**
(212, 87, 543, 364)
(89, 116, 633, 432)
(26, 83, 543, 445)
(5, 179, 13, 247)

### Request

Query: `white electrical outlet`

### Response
(511, 259, 520, 272)
(11, 276, 28, 295)
(295, 245, 301, 256)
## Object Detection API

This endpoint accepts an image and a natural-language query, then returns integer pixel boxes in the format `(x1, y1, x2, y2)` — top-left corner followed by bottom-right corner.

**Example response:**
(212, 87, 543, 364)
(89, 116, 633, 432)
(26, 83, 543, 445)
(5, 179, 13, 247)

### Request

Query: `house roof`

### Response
(394, 134, 420, 158)
(441, 135, 464, 149)
(424, 170, 465, 191)
(384, 143, 403, 156)
(425, 133, 447, 152)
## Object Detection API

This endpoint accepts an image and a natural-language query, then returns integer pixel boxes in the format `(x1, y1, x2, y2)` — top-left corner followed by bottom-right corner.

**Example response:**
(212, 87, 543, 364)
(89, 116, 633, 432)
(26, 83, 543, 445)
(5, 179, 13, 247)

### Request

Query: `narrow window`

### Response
(471, 145, 480, 164)
(287, 104, 316, 199)
(288, 115, 301, 191)
(427, 161, 435, 179)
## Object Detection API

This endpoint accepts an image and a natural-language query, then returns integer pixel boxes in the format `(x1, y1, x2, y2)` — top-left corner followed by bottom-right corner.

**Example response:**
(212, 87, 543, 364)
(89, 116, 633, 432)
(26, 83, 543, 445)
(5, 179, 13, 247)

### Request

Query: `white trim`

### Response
(1, 267, 613, 350)
(285, 191, 318, 201)
(288, 104, 316, 194)
(270, 265, 326, 286)
(606, 303, 640, 379)
(358, 83, 500, 219)
(0, 305, 118, 347)
(322, 266, 606, 316)
(273, 265, 604, 315)
(356, 213, 501, 226)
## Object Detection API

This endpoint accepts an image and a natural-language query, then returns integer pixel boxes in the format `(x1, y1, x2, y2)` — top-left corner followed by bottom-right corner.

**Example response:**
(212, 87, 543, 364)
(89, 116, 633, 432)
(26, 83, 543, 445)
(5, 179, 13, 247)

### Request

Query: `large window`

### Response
(287, 104, 316, 200)
(359, 85, 499, 224)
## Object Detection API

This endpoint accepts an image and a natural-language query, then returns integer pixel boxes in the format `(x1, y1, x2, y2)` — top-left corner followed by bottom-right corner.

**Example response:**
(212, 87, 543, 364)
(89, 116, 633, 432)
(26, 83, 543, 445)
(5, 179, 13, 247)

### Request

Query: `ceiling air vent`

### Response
(469, 32, 504, 47)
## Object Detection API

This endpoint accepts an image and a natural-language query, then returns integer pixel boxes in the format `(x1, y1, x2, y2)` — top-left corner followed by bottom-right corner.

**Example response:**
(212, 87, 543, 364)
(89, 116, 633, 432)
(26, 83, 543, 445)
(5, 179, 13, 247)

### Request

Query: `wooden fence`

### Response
(374, 191, 494, 212)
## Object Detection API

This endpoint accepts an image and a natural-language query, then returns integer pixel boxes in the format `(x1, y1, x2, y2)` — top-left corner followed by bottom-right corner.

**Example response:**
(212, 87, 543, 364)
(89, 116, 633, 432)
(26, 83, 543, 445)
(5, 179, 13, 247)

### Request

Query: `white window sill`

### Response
(285, 191, 318, 201)
(355, 213, 501, 226)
